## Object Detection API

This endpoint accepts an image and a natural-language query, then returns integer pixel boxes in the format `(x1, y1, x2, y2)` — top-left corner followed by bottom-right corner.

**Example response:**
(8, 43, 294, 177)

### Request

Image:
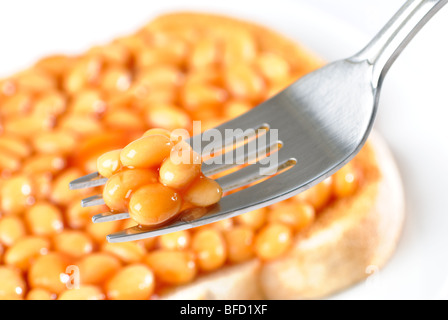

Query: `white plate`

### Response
(1, 0, 448, 300)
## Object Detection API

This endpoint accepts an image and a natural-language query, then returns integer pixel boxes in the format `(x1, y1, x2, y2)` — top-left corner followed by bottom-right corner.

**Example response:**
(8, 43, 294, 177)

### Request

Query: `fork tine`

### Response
(107, 225, 149, 242)
(81, 194, 105, 207)
(105, 164, 309, 243)
(107, 221, 190, 242)
(92, 211, 130, 223)
(216, 152, 293, 192)
(202, 130, 281, 176)
(187, 102, 274, 156)
(69, 171, 108, 190)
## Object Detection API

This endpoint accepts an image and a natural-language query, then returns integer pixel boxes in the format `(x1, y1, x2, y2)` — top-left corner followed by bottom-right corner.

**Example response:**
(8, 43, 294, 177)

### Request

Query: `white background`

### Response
(1, 0, 448, 299)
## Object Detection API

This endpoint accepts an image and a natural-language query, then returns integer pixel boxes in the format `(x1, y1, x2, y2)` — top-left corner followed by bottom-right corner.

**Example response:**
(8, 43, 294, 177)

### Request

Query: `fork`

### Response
(69, 0, 447, 243)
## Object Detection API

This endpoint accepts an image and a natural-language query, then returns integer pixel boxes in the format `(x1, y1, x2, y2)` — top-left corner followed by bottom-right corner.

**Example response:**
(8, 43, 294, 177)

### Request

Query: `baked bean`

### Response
(58, 114, 103, 136)
(268, 202, 315, 232)
(0, 174, 34, 215)
(102, 169, 158, 211)
(135, 65, 183, 88)
(32, 172, 53, 200)
(50, 169, 85, 205)
(113, 35, 146, 57)
(293, 177, 333, 211)
(189, 38, 219, 69)
(28, 252, 71, 294)
(129, 184, 182, 226)
(137, 86, 178, 105)
(26, 288, 55, 300)
(53, 231, 93, 258)
(145, 250, 197, 285)
(190, 107, 219, 123)
(332, 162, 359, 198)
(142, 128, 172, 138)
(179, 207, 208, 225)
(120, 135, 174, 169)
(32, 91, 66, 118)
(224, 100, 252, 119)
(0, 78, 16, 96)
(58, 285, 105, 300)
(147, 128, 189, 144)
(99, 66, 132, 93)
(208, 218, 235, 232)
(185, 66, 222, 86)
(235, 207, 267, 230)
(0, 152, 21, 173)
(0, 216, 27, 247)
(34, 55, 74, 77)
(76, 132, 129, 173)
(103, 108, 146, 132)
(256, 52, 290, 83)
(201, 117, 227, 132)
(87, 43, 130, 66)
(68, 89, 106, 116)
(224, 226, 255, 263)
(25, 202, 64, 236)
(145, 104, 191, 131)
(3, 115, 52, 138)
(63, 57, 102, 94)
(14, 68, 56, 93)
(101, 241, 146, 264)
(119, 217, 137, 229)
(66, 198, 103, 229)
(105, 264, 154, 300)
(184, 175, 223, 207)
(0, 92, 31, 116)
(225, 63, 265, 101)
(4, 236, 50, 271)
(254, 223, 292, 260)
(159, 142, 201, 189)
(86, 219, 122, 244)
(77, 253, 121, 285)
(221, 29, 257, 65)
(96, 149, 122, 178)
(157, 230, 191, 250)
(181, 82, 227, 111)
(191, 228, 226, 272)
(32, 130, 77, 155)
(105, 93, 135, 114)
(22, 154, 66, 175)
(0, 135, 32, 159)
(0, 266, 27, 300)
(136, 38, 188, 68)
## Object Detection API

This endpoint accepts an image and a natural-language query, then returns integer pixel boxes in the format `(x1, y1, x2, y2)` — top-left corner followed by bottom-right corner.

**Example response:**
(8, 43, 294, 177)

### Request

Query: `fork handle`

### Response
(349, 0, 447, 87)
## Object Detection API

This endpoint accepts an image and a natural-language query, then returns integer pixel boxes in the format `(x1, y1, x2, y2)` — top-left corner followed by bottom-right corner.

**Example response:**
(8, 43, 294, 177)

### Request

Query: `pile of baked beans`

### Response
(0, 14, 362, 299)
(99, 128, 223, 226)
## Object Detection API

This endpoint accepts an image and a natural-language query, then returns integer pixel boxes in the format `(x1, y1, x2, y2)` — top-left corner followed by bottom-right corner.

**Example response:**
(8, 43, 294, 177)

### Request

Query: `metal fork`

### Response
(69, 0, 447, 243)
